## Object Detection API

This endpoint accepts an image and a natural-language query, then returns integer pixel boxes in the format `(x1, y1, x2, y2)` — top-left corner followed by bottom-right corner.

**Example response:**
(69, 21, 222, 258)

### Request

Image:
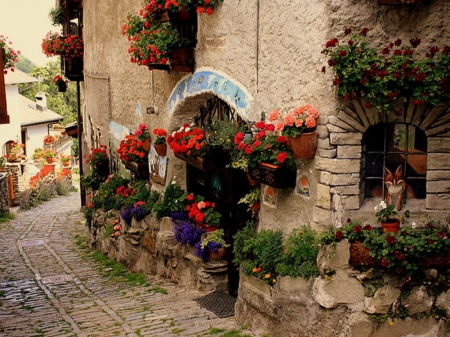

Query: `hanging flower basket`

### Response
(287, 131, 318, 159)
(154, 143, 167, 156)
(248, 162, 296, 189)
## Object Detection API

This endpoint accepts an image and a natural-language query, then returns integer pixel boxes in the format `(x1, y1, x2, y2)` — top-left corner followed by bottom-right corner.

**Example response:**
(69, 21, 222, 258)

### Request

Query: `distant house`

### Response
(1, 69, 69, 158)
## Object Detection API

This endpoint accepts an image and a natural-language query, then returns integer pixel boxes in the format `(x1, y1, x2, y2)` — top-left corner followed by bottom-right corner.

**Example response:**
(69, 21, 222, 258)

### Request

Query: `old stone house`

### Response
(67, 0, 450, 335)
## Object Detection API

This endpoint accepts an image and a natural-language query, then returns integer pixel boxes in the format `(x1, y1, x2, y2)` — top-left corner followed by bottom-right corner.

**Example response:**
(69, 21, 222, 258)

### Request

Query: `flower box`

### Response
(349, 242, 450, 268)
(248, 163, 296, 189)
(61, 55, 83, 81)
(122, 160, 149, 181)
(174, 152, 228, 171)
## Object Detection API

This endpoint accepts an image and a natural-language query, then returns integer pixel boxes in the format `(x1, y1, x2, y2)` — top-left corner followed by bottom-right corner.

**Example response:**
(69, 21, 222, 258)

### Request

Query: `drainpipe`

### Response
(256, 0, 260, 95)
(76, 80, 85, 207)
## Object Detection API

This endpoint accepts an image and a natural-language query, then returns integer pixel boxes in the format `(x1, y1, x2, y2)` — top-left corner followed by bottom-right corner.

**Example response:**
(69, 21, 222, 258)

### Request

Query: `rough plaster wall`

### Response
(82, 0, 450, 233)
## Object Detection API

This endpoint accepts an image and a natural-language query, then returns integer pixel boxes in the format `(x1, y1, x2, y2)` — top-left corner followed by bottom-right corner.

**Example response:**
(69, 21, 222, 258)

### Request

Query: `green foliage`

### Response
(19, 61, 78, 126)
(276, 227, 319, 280)
(323, 28, 450, 112)
(95, 175, 130, 210)
(232, 221, 257, 266)
(16, 54, 36, 73)
(103, 224, 115, 239)
(200, 229, 230, 249)
(0, 211, 14, 223)
(49, 6, 64, 26)
(153, 180, 187, 219)
(239, 229, 284, 284)
(207, 118, 246, 156)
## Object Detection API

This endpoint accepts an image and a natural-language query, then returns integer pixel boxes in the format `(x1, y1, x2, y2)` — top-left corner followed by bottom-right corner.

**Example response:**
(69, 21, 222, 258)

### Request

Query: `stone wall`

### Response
(88, 210, 228, 292)
(235, 241, 450, 337)
(0, 172, 9, 212)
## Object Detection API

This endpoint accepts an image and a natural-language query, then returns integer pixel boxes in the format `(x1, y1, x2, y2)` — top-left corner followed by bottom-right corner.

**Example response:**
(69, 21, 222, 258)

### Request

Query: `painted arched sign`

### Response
(167, 68, 253, 119)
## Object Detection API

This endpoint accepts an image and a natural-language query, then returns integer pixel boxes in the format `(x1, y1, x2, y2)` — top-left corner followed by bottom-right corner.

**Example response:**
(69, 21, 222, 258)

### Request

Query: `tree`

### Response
(19, 61, 78, 125)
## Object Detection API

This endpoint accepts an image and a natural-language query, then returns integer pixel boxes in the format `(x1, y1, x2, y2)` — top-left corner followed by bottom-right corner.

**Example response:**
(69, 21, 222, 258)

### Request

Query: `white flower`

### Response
(185, 127, 190, 132)
(411, 221, 418, 229)
(379, 200, 387, 209)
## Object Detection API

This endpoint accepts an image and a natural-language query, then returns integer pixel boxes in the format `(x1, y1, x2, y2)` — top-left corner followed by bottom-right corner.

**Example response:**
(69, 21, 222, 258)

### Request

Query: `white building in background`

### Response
(1, 69, 69, 158)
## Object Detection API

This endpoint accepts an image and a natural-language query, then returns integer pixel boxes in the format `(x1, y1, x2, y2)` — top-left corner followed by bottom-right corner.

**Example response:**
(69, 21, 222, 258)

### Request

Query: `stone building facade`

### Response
(78, 0, 450, 335)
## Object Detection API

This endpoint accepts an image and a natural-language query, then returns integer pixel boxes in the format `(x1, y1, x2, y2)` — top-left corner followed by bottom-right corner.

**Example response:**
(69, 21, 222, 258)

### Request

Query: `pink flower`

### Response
(268, 109, 281, 122)
(295, 119, 304, 127)
(305, 116, 316, 129)
(134, 129, 143, 136)
(197, 201, 206, 209)
(275, 121, 285, 131)
(283, 113, 296, 127)
(139, 123, 147, 130)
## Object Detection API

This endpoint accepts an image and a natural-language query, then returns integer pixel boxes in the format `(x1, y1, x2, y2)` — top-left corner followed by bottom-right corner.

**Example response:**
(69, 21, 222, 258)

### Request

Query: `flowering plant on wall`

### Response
(0, 35, 20, 74)
(152, 128, 167, 144)
(322, 28, 450, 113)
(233, 121, 295, 170)
(84, 145, 109, 167)
(117, 135, 148, 164)
(134, 123, 151, 141)
(43, 134, 56, 145)
(41, 32, 84, 58)
(122, 12, 186, 68)
(167, 124, 207, 158)
(185, 192, 221, 226)
(267, 105, 320, 137)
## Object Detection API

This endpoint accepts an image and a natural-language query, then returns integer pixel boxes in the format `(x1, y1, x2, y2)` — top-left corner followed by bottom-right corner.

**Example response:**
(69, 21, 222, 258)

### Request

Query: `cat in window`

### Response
(371, 165, 415, 211)
(383, 165, 415, 211)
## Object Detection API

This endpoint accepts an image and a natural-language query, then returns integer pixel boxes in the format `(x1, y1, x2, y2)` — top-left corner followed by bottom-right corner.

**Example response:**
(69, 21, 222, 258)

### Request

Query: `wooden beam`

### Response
(0, 48, 10, 124)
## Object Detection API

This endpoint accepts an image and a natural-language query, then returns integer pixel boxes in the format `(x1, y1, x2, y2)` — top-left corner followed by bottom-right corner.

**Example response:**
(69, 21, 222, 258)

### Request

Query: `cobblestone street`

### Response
(0, 191, 246, 337)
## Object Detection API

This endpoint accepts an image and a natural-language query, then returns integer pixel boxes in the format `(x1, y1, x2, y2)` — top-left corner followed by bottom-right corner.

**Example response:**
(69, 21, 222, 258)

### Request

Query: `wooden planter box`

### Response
(349, 242, 450, 268)
(248, 163, 296, 189)
(61, 55, 83, 81)
(122, 161, 149, 181)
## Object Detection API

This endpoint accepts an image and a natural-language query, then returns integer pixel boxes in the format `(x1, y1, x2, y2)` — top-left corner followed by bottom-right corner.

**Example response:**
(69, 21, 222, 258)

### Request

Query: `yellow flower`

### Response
(272, 279, 277, 283)
(264, 273, 271, 279)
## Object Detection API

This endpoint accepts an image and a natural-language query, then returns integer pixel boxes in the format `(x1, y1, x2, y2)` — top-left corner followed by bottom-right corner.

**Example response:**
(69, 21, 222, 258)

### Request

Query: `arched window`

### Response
(364, 123, 427, 205)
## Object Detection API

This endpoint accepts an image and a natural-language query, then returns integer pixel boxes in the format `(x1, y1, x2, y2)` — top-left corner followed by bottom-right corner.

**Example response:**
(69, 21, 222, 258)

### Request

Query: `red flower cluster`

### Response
(323, 27, 450, 111)
(234, 121, 295, 169)
(185, 193, 221, 226)
(84, 145, 108, 167)
(117, 135, 148, 163)
(51, 75, 68, 86)
(167, 124, 206, 157)
(116, 185, 135, 198)
(43, 134, 56, 144)
(41, 32, 84, 58)
(29, 165, 55, 189)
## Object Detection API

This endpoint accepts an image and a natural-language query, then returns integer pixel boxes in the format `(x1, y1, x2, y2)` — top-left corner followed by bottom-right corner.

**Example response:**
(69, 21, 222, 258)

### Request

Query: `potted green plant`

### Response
(322, 28, 450, 113)
(152, 128, 168, 156)
(185, 192, 221, 231)
(195, 229, 230, 260)
(49, 6, 64, 26)
(60, 154, 73, 167)
(238, 187, 261, 216)
(42, 149, 58, 164)
(374, 200, 409, 233)
(0, 36, 19, 74)
(33, 148, 44, 160)
(51, 75, 68, 92)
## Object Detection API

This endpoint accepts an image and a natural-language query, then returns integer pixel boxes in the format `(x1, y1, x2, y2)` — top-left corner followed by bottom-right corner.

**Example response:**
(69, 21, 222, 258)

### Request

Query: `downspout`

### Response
(76, 80, 85, 207)
(256, 0, 260, 95)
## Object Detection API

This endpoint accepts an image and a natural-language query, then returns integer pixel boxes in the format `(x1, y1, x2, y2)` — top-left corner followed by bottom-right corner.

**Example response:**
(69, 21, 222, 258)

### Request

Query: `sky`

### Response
(0, 0, 59, 67)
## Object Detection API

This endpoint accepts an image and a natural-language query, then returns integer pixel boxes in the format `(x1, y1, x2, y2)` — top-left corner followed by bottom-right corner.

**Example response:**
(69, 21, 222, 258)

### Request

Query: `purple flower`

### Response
(170, 211, 189, 222)
(173, 221, 204, 246)
(120, 205, 134, 225)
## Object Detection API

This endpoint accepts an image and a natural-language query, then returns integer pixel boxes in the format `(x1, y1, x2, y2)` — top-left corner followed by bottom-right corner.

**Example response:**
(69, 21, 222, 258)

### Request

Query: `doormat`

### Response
(194, 290, 236, 318)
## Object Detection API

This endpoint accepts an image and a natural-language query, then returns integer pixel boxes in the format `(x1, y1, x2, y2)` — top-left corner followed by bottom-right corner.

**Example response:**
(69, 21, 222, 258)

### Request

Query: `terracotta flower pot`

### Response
(62, 161, 70, 167)
(381, 219, 401, 234)
(142, 138, 151, 152)
(209, 247, 226, 261)
(287, 132, 318, 159)
(46, 157, 56, 164)
(154, 143, 167, 156)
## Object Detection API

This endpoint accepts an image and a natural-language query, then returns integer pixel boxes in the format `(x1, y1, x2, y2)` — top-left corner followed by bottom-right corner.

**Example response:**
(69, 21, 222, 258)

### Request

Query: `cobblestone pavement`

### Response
(0, 192, 249, 337)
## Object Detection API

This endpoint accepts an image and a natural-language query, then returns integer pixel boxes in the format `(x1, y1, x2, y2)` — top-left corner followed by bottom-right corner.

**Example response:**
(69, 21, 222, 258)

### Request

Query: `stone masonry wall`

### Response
(88, 210, 228, 292)
(235, 241, 450, 337)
